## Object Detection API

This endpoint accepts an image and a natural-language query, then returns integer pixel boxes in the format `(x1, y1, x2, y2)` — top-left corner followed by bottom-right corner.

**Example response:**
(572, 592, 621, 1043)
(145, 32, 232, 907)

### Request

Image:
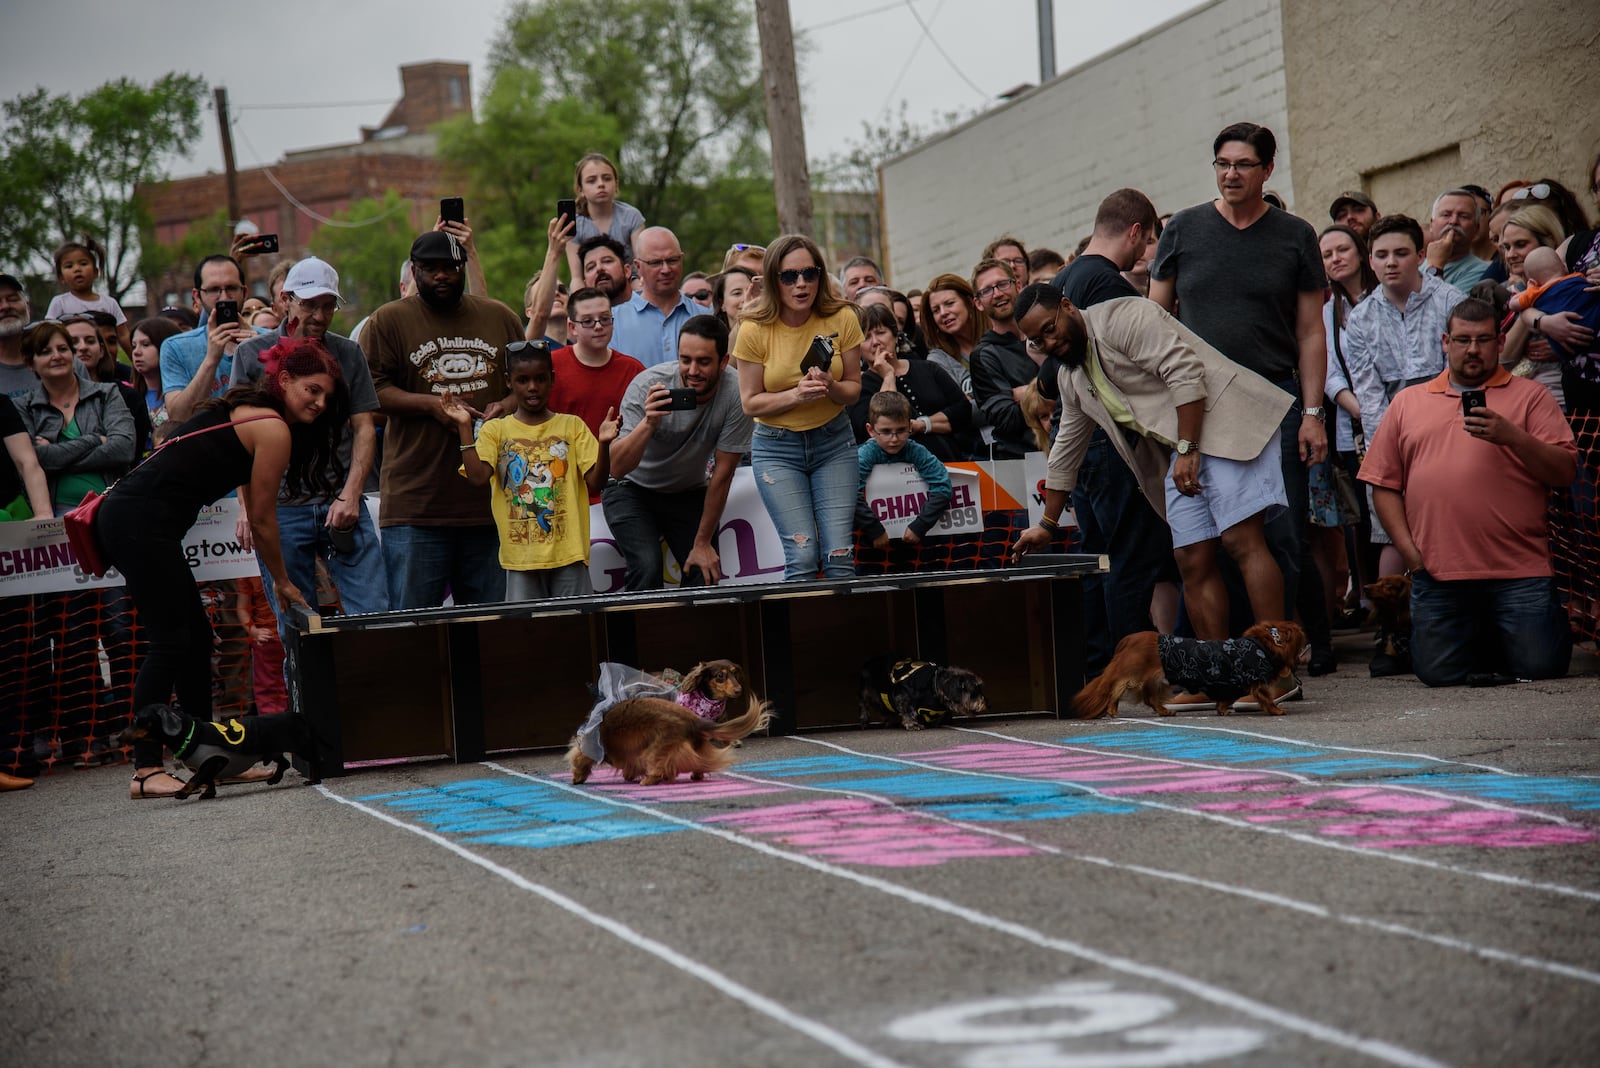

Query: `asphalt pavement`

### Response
(4, 632, 1598, 1067)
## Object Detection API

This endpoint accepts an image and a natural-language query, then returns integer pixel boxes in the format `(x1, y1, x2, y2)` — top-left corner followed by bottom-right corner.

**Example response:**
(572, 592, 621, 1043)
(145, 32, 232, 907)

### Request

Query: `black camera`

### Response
(800, 334, 836, 374)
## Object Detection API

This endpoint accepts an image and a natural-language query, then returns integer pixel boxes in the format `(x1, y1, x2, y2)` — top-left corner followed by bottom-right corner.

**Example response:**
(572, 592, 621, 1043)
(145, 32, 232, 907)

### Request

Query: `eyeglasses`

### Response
(199, 285, 247, 298)
(1447, 334, 1498, 348)
(569, 316, 614, 330)
(777, 266, 822, 287)
(1509, 183, 1552, 202)
(1024, 306, 1063, 351)
(683, 289, 712, 302)
(639, 256, 683, 270)
(975, 277, 1016, 301)
(1212, 159, 1264, 173)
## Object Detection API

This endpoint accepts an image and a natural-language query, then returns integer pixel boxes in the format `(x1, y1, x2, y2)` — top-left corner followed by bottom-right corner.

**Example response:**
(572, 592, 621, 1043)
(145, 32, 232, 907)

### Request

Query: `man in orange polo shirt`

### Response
(1359, 297, 1577, 686)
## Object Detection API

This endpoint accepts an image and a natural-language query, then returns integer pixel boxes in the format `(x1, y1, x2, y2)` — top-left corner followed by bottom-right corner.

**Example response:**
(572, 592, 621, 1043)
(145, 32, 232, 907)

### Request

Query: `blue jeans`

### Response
(750, 413, 858, 580)
(260, 501, 390, 640)
(381, 524, 506, 609)
(1072, 428, 1173, 672)
(1411, 571, 1571, 686)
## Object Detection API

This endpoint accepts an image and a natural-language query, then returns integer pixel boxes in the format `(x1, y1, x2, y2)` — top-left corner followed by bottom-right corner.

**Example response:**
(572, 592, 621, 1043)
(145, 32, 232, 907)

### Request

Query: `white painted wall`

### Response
(879, 0, 1290, 289)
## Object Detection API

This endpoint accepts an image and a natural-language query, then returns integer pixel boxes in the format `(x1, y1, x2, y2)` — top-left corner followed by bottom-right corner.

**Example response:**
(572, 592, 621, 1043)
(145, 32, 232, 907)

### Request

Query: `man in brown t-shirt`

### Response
(362, 230, 523, 608)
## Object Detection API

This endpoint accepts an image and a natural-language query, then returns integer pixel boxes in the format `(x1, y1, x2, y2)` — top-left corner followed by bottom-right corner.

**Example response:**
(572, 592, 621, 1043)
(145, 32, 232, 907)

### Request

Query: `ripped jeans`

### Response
(750, 413, 859, 580)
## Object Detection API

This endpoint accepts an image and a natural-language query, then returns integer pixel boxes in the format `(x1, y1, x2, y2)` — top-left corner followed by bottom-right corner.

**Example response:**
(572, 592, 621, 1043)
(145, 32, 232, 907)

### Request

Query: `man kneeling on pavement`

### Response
(1359, 297, 1576, 686)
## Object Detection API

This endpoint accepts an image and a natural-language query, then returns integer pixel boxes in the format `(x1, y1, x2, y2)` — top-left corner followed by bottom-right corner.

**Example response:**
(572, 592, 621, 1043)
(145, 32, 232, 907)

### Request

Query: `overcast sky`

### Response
(2, 0, 1204, 182)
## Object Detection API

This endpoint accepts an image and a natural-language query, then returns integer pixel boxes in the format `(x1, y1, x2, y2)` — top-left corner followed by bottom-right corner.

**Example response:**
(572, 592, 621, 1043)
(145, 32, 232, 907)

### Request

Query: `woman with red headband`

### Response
(93, 336, 350, 799)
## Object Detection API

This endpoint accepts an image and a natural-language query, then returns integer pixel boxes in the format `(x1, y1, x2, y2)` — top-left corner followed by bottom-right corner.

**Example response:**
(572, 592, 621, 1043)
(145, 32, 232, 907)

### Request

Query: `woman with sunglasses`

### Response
(733, 235, 864, 580)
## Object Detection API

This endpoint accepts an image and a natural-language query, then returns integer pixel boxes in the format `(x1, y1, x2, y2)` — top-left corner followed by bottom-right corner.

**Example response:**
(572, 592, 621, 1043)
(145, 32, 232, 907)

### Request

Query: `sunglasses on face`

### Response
(778, 266, 822, 286)
(684, 289, 712, 301)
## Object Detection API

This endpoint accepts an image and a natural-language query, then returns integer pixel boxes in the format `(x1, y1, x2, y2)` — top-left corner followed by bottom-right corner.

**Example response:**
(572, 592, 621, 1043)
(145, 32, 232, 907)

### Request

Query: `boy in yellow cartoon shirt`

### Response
(447, 343, 618, 600)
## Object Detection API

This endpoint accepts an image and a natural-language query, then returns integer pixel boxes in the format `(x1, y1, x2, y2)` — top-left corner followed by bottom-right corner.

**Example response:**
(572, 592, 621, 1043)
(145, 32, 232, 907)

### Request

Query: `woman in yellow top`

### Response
(733, 235, 864, 580)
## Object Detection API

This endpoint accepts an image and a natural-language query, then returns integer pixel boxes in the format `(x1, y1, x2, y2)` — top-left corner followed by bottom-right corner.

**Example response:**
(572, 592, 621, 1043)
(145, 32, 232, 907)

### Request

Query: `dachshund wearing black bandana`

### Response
(1072, 621, 1308, 718)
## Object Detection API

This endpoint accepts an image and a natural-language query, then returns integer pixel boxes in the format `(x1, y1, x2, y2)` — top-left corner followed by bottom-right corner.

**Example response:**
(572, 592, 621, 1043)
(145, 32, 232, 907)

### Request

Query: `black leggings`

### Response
(99, 506, 214, 769)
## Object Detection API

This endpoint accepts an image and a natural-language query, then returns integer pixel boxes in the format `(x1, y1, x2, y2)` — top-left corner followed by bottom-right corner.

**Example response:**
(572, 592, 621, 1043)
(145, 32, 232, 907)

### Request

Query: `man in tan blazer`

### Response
(1010, 285, 1290, 640)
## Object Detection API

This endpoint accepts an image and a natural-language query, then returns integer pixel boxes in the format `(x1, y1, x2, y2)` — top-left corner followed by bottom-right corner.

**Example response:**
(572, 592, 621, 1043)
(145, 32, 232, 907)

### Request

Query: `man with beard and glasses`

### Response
(1009, 285, 1292, 643)
(578, 234, 633, 308)
(969, 258, 1043, 458)
(361, 231, 523, 609)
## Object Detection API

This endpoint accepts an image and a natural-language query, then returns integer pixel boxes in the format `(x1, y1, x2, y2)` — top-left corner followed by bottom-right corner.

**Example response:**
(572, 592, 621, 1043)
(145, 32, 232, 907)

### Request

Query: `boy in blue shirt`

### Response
(856, 390, 952, 551)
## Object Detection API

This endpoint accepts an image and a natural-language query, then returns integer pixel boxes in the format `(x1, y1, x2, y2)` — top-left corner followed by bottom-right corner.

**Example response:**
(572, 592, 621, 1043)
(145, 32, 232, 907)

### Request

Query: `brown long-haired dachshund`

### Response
(1072, 621, 1308, 718)
(567, 672, 773, 786)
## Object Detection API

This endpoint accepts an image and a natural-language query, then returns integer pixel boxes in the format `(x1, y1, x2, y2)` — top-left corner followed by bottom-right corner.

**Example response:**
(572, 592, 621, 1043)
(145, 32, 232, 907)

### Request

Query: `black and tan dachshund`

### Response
(118, 704, 319, 799)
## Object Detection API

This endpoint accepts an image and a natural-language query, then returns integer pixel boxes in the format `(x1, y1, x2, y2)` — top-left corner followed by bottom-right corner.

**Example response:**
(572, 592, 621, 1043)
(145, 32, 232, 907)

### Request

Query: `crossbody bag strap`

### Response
(109, 412, 286, 491)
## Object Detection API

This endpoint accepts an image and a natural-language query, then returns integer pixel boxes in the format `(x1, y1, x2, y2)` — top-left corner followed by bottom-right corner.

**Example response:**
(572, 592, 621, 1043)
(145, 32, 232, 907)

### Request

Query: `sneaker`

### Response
(1307, 649, 1338, 676)
(1232, 674, 1302, 712)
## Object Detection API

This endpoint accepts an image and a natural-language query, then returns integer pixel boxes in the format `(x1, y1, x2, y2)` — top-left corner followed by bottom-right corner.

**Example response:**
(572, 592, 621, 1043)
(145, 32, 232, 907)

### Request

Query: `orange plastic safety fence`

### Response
(1550, 410, 1600, 647)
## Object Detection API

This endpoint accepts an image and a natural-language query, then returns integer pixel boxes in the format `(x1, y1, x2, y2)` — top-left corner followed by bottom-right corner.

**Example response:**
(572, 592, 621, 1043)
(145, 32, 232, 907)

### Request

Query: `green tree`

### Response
(813, 101, 970, 195)
(307, 190, 422, 329)
(468, 0, 777, 276)
(0, 74, 207, 302)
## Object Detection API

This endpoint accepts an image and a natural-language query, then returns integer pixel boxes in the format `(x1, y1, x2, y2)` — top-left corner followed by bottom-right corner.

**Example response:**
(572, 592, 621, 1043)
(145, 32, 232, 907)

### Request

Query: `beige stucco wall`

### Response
(879, 0, 1292, 290)
(1283, 0, 1600, 229)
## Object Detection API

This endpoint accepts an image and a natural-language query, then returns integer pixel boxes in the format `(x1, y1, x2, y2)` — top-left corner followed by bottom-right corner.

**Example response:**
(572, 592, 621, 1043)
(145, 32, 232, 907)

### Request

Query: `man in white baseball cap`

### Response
(232, 256, 390, 655)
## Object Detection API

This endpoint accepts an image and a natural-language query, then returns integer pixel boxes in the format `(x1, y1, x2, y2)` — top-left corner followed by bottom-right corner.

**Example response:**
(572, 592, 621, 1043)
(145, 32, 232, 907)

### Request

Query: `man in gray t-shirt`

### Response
(1150, 121, 1334, 678)
(232, 257, 389, 634)
(603, 315, 752, 590)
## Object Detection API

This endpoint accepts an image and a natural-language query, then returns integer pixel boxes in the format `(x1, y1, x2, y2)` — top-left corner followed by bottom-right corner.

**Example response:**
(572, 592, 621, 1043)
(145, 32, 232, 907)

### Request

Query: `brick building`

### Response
(137, 61, 472, 308)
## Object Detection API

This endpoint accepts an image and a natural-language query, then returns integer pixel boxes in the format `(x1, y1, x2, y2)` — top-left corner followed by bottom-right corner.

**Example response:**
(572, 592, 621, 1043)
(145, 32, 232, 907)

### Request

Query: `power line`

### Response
(878, 0, 942, 116)
(799, 0, 904, 32)
(236, 98, 395, 112)
(901, 0, 991, 101)
(232, 123, 417, 229)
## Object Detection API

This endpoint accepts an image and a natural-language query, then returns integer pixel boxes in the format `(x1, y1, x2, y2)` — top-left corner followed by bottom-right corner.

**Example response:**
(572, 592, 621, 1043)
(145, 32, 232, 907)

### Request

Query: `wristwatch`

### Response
(1302, 406, 1325, 421)
(1176, 438, 1199, 455)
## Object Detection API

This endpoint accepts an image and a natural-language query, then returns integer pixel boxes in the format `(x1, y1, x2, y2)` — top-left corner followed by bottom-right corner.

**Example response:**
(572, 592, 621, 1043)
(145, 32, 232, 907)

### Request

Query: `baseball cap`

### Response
(282, 257, 342, 302)
(1328, 191, 1376, 220)
(409, 231, 467, 264)
(0, 272, 23, 292)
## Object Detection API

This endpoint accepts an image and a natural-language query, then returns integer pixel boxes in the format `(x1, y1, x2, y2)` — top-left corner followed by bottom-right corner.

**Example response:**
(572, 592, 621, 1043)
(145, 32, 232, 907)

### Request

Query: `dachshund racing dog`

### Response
(117, 704, 318, 799)
(567, 662, 773, 785)
(859, 655, 988, 731)
(1072, 621, 1308, 718)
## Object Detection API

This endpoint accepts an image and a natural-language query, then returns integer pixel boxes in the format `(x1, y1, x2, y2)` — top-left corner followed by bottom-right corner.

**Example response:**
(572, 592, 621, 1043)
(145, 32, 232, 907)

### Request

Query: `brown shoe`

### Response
(0, 770, 34, 791)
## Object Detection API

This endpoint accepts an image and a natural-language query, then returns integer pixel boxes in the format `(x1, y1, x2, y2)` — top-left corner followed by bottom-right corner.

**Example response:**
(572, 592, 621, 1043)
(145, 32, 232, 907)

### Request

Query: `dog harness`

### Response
(172, 718, 251, 760)
(1157, 634, 1279, 704)
(876, 658, 950, 726)
(676, 689, 726, 722)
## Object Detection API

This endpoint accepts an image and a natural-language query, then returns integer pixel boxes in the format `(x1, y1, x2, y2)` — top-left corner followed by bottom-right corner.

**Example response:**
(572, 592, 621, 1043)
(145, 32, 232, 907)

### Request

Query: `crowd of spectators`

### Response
(2, 124, 1597, 794)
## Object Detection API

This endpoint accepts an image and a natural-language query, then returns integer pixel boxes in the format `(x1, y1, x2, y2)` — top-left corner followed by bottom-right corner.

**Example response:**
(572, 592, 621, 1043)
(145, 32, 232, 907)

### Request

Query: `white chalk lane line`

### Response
(476, 760, 1449, 1068)
(708, 766, 1600, 988)
(811, 732, 1600, 902)
(314, 783, 916, 1068)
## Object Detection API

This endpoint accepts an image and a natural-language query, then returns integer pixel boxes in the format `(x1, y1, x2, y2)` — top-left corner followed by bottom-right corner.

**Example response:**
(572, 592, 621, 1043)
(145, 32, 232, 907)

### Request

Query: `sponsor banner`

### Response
(5, 461, 1043, 597)
(0, 500, 259, 597)
(862, 464, 984, 539)
(1022, 451, 1078, 529)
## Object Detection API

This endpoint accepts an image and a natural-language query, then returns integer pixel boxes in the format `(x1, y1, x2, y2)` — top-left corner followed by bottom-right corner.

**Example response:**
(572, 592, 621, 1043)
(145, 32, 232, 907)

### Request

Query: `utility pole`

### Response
(214, 86, 240, 225)
(754, 0, 813, 238)
(1037, 0, 1057, 82)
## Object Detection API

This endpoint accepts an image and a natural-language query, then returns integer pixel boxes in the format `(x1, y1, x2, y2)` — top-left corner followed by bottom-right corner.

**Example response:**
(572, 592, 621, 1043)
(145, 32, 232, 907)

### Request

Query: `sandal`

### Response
(131, 770, 187, 799)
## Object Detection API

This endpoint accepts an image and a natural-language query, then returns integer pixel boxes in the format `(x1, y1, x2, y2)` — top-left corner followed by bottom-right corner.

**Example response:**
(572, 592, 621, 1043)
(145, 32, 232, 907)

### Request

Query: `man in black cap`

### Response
(360, 231, 525, 609)
(1329, 191, 1380, 240)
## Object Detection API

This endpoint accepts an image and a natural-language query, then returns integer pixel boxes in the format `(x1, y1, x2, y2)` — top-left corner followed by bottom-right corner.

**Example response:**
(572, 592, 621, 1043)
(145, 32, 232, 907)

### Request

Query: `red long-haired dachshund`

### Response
(1072, 621, 1308, 718)
(567, 661, 772, 785)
